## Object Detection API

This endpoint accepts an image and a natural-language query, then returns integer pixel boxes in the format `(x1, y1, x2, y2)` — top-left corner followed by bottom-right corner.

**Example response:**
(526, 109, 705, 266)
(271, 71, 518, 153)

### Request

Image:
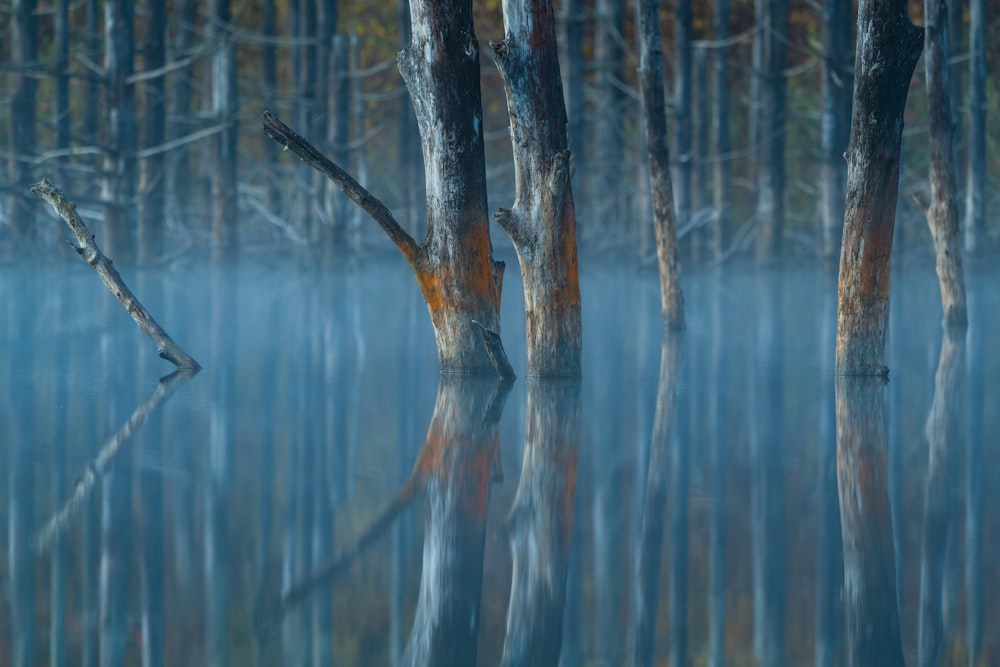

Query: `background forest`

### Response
(1, 0, 997, 264)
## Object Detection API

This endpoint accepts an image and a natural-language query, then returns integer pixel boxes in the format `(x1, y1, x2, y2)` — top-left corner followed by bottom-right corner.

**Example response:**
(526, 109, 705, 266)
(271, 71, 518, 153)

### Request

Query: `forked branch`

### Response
(31, 179, 201, 370)
(261, 111, 420, 263)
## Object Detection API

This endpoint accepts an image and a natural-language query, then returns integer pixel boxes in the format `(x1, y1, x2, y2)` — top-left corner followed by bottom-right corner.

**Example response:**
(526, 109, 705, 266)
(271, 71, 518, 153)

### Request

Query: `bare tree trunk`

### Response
(326, 35, 351, 245)
(819, 0, 853, 262)
(169, 0, 198, 228)
(261, 0, 280, 218)
(835, 0, 922, 376)
(836, 376, 905, 667)
(54, 0, 71, 188)
(592, 0, 625, 244)
(917, 328, 964, 667)
(102, 0, 137, 262)
(674, 0, 693, 238)
(924, 0, 968, 327)
(711, 0, 731, 262)
(8, 0, 38, 242)
(963, 0, 986, 255)
(558, 0, 585, 182)
(211, 0, 238, 256)
(492, 0, 583, 377)
(635, 0, 685, 330)
(139, 0, 167, 264)
(755, 0, 789, 263)
(500, 379, 580, 667)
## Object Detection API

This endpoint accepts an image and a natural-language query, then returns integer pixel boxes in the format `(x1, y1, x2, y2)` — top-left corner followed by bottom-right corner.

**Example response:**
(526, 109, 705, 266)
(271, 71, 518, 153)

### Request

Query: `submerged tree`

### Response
(835, 0, 923, 375)
(636, 0, 685, 330)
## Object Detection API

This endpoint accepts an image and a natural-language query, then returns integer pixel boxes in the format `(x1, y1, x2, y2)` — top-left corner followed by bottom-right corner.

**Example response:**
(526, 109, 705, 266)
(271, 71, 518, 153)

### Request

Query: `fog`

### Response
(2, 256, 997, 665)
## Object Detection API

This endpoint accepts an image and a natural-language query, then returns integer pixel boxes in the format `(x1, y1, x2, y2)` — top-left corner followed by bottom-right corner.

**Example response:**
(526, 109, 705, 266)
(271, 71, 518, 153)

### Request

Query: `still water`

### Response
(1, 256, 997, 666)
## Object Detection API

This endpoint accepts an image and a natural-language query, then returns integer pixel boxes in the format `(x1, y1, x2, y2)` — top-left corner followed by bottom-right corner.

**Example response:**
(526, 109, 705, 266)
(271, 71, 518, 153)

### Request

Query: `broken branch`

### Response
(31, 178, 201, 370)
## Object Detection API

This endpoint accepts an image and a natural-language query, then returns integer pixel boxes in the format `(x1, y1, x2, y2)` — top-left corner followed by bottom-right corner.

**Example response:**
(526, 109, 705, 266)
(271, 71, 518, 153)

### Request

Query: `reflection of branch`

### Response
(35, 369, 198, 552)
(30, 179, 201, 370)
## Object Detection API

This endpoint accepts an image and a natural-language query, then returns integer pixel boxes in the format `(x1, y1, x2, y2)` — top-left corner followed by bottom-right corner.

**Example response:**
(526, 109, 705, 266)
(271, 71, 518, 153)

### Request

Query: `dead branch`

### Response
(35, 368, 198, 552)
(30, 178, 201, 370)
(261, 110, 419, 262)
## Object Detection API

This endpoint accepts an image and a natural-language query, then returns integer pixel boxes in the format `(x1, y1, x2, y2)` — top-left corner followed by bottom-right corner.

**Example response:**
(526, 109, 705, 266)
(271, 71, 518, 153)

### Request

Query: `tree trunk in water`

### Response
(835, 376, 905, 667)
(755, 0, 789, 263)
(398, 0, 506, 373)
(326, 35, 351, 246)
(558, 0, 585, 185)
(917, 328, 964, 667)
(211, 0, 238, 256)
(169, 0, 198, 228)
(402, 376, 509, 666)
(924, 0, 968, 327)
(693, 45, 710, 259)
(492, 0, 583, 377)
(674, 0, 693, 237)
(592, 0, 625, 244)
(712, 0, 731, 262)
(8, 0, 37, 243)
(103, 0, 136, 262)
(819, 0, 853, 262)
(54, 0, 71, 189)
(835, 2, 922, 376)
(963, 0, 986, 255)
(500, 378, 580, 666)
(635, 0, 685, 330)
(139, 0, 166, 264)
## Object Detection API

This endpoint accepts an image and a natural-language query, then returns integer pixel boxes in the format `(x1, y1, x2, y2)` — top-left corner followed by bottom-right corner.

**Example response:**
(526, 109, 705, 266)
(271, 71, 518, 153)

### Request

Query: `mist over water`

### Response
(2, 257, 998, 665)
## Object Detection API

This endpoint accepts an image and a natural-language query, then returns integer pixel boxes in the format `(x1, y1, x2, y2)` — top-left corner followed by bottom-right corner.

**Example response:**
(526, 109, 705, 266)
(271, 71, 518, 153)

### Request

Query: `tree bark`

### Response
(835, 376, 905, 667)
(8, 0, 38, 242)
(636, 0, 685, 330)
(835, 1, 923, 376)
(500, 378, 580, 667)
(924, 0, 968, 327)
(963, 0, 986, 255)
(491, 0, 583, 377)
(819, 0, 853, 262)
(103, 0, 136, 261)
(139, 0, 167, 264)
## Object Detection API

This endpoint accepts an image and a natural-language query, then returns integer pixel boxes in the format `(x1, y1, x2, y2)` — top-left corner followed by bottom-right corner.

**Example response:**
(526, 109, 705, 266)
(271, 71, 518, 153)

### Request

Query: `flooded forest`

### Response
(1, 0, 998, 664)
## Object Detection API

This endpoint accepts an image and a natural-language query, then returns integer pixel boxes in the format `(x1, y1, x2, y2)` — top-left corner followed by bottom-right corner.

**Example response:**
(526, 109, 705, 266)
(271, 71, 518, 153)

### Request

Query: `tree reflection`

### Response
(500, 378, 581, 667)
(627, 333, 682, 667)
(835, 376, 904, 667)
(918, 326, 965, 667)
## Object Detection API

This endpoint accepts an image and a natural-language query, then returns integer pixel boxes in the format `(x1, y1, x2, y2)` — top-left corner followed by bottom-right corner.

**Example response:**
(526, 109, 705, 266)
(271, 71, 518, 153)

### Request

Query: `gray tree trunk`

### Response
(169, 0, 198, 228)
(54, 0, 71, 187)
(693, 45, 711, 260)
(592, 0, 625, 243)
(963, 0, 986, 254)
(924, 0, 968, 326)
(835, 0, 923, 375)
(712, 0, 731, 262)
(139, 0, 167, 264)
(211, 0, 238, 256)
(397, 0, 424, 237)
(819, 0, 853, 262)
(326, 35, 351, 246)
(558, 0, 585, 182)
(755, 0, 789, 263)
(636, 0, 685, 330)
(492, 0, 584, 376)
(8, 0, 38, 242)
(102, 0, 136, 261)
(674, 0, 693, 238)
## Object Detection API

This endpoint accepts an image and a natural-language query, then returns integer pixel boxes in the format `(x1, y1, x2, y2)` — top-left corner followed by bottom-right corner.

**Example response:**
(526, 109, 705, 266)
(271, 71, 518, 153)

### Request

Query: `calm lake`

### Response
(2, 255, 997, 666)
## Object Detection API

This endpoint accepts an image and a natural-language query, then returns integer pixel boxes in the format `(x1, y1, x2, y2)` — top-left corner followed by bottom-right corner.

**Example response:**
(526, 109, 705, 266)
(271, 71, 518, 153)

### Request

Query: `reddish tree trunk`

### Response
(492, 0, 583, 377)
(835, 1, 923, 375)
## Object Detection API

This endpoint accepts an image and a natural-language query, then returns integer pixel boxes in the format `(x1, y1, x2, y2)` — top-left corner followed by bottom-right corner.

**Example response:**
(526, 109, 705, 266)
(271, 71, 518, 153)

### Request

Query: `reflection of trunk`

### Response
(965, 290, 983, 663)
(500, 379, 581, 666)
(707, 270, 728, 667)
(492, 0, 583, 377)
(835, 0, 922, 375)
(403, 376, 509, 666)
(100, 459, 133, 666)
(923, 0, 967, 327)
(835, 376, 904, 667)
(628, 334, 682, 667)
(635, 0, 685, 330)
(752, 272, 785, 667)
(918, 328, 965, 667)
(9, 395, 36, 667)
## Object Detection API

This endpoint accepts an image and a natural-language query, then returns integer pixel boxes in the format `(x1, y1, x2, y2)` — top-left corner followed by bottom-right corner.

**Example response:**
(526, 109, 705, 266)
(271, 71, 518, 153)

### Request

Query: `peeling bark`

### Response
(835, 1, 923, 375)
(924, 0, 968, 327)
(635, 0, 685, 330)
(835, 376, 905, 667)
(491, 0, 583, 377)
